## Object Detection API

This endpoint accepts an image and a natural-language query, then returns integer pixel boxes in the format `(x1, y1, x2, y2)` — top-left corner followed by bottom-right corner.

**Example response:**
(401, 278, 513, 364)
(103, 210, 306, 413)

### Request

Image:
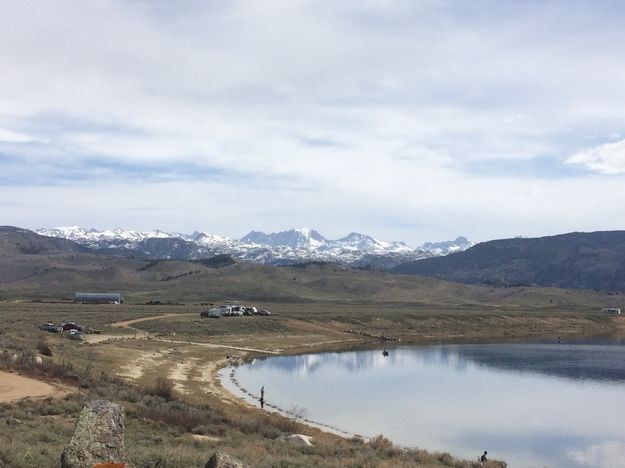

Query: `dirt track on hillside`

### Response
(110, 313, 194, 329)
(0, 370, 68, 402)
(107, 313, 279, 354)
(82, 313, 195, 343)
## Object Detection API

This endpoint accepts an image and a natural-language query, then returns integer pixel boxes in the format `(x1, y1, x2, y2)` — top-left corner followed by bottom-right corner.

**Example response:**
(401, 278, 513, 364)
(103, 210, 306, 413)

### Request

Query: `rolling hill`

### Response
(393, 231, 625, 291)
(0, 226, 619, 309)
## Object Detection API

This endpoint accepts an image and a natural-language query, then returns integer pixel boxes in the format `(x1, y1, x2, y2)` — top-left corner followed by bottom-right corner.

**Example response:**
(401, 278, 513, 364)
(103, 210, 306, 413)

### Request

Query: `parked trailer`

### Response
(201, 308, 223, 319)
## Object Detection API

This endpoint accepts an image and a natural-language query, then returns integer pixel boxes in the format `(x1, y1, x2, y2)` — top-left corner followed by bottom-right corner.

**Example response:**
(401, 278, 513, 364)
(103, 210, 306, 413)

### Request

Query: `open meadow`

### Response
(1, 249, 624, 467)
(1, 288, 625, 467)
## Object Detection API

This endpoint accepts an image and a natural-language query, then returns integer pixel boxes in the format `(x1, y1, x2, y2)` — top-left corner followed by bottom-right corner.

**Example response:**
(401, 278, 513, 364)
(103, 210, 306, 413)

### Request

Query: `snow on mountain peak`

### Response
(36, 226, 473, 267)
(420, 236, 474, 254)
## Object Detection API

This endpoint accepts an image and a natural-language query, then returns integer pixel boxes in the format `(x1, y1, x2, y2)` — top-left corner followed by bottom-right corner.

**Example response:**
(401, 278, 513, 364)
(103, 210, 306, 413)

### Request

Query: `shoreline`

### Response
(218, 363, 366, 440)
(211, 330, 625, 462)
(3, 302, 622, 467)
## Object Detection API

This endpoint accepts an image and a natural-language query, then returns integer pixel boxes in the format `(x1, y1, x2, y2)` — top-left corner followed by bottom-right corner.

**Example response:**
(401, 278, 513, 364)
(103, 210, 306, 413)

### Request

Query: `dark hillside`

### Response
(0, 226, 621, 308)
(393, 231, 625, 291)
(0, 226, 90, 255)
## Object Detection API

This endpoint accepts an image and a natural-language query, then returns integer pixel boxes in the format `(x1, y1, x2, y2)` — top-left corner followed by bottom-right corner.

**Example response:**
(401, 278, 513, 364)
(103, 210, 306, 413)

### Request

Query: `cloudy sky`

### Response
(2, 0, 625, 246)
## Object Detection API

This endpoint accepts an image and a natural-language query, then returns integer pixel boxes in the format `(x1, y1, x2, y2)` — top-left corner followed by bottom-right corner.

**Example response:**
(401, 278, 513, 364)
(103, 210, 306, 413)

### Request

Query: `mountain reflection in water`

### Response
(251, 340, 625, 383)
(224, 341, 625, 468)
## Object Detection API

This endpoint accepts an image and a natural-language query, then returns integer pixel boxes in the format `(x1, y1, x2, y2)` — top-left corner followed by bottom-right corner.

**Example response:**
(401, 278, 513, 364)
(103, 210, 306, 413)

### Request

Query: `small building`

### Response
(602, 307, 621, 315)
(75, 292, 124, 304)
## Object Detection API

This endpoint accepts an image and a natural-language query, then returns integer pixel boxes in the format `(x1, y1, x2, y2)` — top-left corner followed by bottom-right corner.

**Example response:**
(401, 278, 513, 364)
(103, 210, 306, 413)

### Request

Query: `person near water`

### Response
(479, 451, 488, 463)
(261, 385, 265, 398)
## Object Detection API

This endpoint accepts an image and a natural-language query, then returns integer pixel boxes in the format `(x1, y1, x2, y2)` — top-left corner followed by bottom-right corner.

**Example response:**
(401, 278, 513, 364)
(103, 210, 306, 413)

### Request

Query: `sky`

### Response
(2, 0, 625, 246)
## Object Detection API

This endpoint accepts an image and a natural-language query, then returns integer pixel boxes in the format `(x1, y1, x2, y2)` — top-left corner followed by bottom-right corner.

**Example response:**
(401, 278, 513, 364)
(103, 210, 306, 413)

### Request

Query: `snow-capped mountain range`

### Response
(36, 226, 473, 268)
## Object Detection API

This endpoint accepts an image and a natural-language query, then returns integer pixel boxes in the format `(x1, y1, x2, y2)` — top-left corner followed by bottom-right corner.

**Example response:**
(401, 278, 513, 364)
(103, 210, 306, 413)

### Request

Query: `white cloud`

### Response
(0, 128, 39, 143)
(567, 139, 625, 175)
(1, 0, 625, 241)
(567, 440, 625, 467)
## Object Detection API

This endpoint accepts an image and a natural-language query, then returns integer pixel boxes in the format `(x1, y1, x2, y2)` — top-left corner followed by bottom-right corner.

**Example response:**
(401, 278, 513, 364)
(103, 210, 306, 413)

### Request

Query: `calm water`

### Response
(220, 340, 625, 468)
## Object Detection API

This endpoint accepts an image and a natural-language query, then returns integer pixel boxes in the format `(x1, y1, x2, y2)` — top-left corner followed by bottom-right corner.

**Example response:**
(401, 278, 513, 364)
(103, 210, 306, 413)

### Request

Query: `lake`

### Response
(220, 340, 625, 467)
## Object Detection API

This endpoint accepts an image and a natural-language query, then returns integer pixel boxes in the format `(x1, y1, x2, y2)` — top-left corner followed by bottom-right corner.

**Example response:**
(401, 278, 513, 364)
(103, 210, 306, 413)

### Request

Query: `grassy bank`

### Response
(1, 335, 496, 468)
(2, 299, 623, 467)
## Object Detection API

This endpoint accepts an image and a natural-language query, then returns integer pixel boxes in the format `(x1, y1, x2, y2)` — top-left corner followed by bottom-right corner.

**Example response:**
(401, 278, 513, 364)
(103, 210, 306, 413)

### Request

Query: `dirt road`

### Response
(108, 313, 279, 354)
(110, 313, 193, 329)
(0, 370, 68, 402)
(82, 313, 196, 343)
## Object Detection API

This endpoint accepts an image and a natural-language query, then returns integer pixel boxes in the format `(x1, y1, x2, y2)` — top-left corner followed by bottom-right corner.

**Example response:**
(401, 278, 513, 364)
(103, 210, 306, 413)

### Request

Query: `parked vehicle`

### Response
(243, 306, 257, 315)
(61, 322, 83, 332)
(201, 304, 266, 318)
(201, 308, 222, 318)
(219, 305, 244, 316)
(39, 323, 61, 332)
(68, 329, 84, 340)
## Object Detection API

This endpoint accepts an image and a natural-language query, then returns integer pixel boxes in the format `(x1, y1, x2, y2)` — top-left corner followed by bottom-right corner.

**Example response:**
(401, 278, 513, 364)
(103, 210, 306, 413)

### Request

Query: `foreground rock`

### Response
(61, 400, 130, 468)
(276, 434, 314, 447)
(205, 451, 250, 468)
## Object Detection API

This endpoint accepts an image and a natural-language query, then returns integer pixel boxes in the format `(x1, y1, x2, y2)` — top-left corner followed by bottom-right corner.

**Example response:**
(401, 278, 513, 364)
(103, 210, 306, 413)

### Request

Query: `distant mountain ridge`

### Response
(241, 228, 326, 249)
(11, 226, 625, 292)
(36, 226, 473, 267)
(421, 236, 472, 254)
(393, 231, 625, 291)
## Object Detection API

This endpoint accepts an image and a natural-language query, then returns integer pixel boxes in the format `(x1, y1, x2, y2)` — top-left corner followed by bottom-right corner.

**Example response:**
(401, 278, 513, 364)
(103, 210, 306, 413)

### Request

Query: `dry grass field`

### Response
(1, 250, 624, 467)
(0, 300, 523, 468)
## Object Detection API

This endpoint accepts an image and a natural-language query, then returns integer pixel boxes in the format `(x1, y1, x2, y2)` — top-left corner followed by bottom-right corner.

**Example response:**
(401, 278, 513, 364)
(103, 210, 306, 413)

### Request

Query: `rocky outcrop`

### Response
(204, 451, 250, 468)
(61, 400, 130, 468)
(276, 434, 314, 447)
